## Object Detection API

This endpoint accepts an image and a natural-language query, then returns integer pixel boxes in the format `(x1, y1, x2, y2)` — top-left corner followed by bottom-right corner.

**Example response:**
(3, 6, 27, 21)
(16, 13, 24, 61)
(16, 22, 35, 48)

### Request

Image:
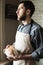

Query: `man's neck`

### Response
(22, 18, 31, 25)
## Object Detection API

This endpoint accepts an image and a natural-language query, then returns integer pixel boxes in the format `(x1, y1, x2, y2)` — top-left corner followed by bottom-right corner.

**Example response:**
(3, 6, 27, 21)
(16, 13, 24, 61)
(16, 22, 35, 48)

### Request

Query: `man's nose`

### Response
(16, 9, 18, 14)
(16, 9, 19, 14)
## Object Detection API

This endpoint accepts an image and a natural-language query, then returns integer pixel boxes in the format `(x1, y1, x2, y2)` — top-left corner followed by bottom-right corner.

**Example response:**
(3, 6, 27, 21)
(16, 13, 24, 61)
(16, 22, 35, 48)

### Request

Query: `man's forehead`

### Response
(18, 3, 24, 8)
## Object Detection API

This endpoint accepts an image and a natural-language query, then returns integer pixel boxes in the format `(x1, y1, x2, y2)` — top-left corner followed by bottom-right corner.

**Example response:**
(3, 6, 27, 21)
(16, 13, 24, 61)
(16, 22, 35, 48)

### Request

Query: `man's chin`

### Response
(17, 18, 20, 21)
(17, 17, 25, 21)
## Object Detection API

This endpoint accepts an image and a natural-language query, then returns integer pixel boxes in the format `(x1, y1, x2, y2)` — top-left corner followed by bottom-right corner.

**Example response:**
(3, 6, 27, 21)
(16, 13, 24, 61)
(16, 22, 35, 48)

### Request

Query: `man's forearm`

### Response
(18, 54, 34, 60)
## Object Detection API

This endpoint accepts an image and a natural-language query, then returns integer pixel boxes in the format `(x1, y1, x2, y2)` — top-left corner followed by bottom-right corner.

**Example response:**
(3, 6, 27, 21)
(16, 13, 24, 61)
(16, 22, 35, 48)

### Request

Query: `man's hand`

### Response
(7, 55, 19, 61)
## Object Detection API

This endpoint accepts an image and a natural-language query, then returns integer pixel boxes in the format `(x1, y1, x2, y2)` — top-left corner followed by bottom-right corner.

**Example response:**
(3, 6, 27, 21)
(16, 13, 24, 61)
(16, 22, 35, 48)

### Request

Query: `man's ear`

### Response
(26, 9, 31, 15)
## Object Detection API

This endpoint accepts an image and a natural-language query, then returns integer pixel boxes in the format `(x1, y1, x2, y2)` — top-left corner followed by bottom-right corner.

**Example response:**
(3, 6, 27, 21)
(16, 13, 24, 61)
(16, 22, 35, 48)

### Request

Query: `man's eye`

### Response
(17, 7, 24, 11)
(21, 7, 24, 9)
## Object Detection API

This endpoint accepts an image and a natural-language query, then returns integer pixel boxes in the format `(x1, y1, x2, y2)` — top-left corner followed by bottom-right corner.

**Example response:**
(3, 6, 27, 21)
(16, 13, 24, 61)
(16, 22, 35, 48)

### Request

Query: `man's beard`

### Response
(17, 14, 26, 21)
(20, 15, 26, 21)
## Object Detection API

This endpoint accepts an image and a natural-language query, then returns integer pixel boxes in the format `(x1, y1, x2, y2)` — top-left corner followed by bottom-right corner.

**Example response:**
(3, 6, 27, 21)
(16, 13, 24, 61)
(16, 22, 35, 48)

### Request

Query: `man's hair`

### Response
(19, 0, 35, 17)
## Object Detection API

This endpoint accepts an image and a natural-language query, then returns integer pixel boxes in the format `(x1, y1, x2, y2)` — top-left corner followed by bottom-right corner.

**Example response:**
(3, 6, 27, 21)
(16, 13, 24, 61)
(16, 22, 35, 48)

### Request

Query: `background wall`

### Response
(0, 0, 5, 61)
(32, 0, 43, 27)
(5, 19, 18, 45)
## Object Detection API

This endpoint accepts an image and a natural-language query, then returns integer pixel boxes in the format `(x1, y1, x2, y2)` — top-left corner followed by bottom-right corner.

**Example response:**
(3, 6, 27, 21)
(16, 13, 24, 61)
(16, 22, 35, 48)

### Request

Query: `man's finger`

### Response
(7, 56, 13, 61)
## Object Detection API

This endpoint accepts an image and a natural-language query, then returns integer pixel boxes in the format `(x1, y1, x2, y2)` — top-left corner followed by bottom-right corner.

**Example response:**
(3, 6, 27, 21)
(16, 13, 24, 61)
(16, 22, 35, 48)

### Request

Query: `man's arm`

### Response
(18, 54, 33, 60)
(7, 53, 34, 61)
(31, 26, 43, 60)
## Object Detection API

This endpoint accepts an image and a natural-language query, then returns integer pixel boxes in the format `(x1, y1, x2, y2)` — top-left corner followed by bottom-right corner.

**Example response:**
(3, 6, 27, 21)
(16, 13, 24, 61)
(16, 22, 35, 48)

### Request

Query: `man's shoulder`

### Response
(31, 19, 43, 31)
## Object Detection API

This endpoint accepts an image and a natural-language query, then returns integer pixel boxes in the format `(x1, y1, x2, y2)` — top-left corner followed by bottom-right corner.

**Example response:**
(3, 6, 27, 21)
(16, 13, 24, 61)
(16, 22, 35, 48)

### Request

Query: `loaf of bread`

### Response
(3, 45, 19, 57)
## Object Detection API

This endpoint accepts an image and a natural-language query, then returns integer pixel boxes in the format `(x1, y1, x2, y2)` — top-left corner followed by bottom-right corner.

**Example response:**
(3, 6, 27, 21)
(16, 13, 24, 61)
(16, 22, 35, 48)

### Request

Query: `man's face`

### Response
(16, 3, 26, 21)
